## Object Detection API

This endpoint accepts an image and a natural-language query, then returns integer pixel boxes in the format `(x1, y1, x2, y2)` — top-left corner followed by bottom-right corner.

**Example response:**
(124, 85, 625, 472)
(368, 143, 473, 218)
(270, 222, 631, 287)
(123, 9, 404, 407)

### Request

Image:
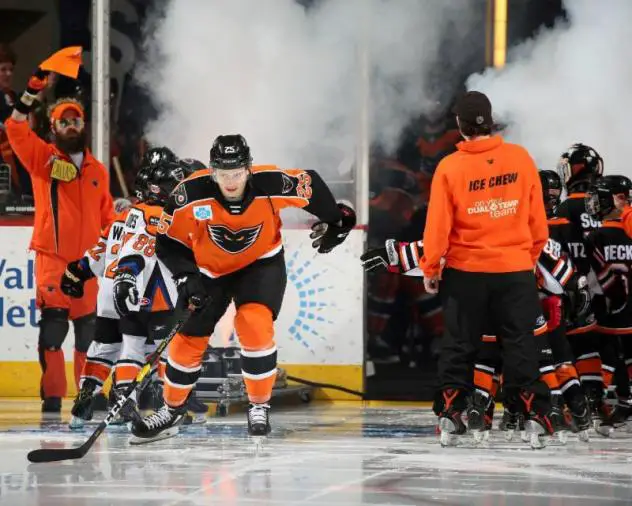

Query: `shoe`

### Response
(69, 379, 98, 428)
(42, 397, 62, 413)
(247, 403, 271, 436)
(129, 404, 187, 444)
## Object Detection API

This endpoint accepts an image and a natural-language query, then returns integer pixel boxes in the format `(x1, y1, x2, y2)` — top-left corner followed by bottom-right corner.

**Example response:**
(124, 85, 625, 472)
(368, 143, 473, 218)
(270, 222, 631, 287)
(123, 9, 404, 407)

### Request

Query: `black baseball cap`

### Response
(453, 91, 493, 126)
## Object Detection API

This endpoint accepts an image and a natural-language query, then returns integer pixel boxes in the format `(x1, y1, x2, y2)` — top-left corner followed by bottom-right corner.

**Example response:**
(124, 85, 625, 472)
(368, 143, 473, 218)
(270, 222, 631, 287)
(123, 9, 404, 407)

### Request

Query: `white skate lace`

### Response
(248, 404, 269, 425)
(143, 406, 175, 430)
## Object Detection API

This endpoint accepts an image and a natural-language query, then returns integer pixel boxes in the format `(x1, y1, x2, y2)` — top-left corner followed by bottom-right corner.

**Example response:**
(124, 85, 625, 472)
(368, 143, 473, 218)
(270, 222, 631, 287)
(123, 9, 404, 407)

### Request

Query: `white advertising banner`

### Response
(0, 227, 364, 365)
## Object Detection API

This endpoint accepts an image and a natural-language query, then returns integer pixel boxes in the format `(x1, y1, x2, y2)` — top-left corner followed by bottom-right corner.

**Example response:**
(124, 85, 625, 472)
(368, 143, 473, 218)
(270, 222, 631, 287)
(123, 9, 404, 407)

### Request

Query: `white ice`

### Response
(0, 402, 631, 506)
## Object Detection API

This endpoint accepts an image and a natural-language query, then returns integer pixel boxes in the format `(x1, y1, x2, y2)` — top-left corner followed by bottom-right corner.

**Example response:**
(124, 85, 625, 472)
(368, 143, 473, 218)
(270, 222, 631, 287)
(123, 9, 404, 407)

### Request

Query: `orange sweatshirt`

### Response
(420, 135, 548, 278)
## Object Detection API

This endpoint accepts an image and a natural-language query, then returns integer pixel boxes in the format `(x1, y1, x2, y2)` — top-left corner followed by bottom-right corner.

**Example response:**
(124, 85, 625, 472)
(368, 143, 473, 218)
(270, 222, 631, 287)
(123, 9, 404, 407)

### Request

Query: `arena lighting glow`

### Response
(493, 0, 508, 68)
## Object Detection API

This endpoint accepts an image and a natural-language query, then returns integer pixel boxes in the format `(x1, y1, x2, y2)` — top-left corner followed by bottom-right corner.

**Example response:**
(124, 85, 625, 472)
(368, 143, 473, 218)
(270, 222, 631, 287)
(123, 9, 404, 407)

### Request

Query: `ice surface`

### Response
(0, 400, 631, 506)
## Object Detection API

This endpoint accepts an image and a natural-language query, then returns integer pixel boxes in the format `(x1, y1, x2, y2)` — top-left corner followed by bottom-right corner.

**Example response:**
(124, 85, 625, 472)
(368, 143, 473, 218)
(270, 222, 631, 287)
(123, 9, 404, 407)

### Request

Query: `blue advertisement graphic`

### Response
(0, 259, 38, 328)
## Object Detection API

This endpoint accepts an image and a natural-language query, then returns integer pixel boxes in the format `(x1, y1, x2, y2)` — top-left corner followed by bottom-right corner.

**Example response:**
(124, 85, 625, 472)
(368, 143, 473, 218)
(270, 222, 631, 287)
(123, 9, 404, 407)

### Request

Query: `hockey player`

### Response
(62, 202, 132, 427)
(585, 175, 632, 432)
(111, 160, 194, 423)
(62, 166, 153, 426)
(129, 134, 356, 443)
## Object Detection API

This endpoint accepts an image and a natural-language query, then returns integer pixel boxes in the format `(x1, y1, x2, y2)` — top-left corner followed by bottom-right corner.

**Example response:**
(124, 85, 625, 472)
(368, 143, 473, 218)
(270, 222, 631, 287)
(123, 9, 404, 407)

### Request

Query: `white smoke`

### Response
(137, 0, 478, 177)
(468, 0, 632, 173)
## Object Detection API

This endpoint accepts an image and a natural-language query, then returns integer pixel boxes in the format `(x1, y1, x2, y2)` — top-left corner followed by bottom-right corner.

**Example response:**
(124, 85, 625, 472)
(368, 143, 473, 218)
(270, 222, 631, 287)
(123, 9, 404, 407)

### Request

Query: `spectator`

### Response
(0, 43, 32, 199)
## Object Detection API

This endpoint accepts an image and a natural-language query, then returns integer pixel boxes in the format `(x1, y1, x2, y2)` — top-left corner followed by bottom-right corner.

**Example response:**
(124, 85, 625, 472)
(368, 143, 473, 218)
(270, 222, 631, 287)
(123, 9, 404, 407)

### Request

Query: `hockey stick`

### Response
(27, 310, 191, 463)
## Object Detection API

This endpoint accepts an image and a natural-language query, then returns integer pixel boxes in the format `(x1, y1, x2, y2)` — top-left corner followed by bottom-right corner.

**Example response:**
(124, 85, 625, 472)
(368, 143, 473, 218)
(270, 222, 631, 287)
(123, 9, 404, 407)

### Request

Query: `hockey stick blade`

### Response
(27, 446, 86, 463)
(26, 311, 191, 463)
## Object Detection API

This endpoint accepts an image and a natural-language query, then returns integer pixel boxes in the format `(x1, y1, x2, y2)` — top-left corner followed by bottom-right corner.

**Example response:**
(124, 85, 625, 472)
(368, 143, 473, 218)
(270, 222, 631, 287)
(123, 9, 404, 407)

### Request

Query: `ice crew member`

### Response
(5, 66, 114, 412)
(418, 91, 554, 444)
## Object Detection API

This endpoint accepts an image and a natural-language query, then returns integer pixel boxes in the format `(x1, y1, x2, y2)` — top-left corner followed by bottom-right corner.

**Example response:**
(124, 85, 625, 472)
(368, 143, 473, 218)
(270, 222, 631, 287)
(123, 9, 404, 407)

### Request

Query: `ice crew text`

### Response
(469, 172, 518, 192)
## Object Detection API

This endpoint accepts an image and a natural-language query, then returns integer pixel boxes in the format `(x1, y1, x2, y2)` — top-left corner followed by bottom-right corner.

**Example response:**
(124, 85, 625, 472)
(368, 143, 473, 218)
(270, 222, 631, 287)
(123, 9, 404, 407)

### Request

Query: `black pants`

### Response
(438, 268, 549, 407)
(181, 252, 287, 337)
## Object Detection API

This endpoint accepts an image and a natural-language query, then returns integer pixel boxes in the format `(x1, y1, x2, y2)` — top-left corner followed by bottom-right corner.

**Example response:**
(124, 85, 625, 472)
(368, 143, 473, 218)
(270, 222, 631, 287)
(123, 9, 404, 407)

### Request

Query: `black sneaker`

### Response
(69, 379, 98, 428)
(42, 397, 62, 413)
(129, 404, 187, 445)
(247, 403, 271, 436)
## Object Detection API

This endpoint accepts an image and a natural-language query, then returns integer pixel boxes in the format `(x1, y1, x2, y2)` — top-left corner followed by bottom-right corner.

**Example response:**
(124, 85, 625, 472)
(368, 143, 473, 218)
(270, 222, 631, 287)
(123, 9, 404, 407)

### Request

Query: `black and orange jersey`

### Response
(156, 165, 343, 278)
(555, 193, 601, 267)
(118, 202, 177, 312)
(586, 220, 632, 334)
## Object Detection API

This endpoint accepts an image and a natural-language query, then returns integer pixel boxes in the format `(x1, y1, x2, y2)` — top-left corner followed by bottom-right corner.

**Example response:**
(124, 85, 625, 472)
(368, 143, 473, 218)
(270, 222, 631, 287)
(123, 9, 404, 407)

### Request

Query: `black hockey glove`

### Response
(564, 275, 592, 324)
(310, 203, 356, 254)
(361, 239, 424, 275)
(361, 239, 401, 273)
(174, 272, 207, 310)
(113, 270, 140, 317)
(60, 258, 95, 298)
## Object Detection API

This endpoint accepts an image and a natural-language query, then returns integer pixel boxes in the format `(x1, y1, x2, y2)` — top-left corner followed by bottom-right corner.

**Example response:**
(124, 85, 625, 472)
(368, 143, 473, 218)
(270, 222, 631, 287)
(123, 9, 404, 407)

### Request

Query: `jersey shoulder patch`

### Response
(166, 173, 216, 213)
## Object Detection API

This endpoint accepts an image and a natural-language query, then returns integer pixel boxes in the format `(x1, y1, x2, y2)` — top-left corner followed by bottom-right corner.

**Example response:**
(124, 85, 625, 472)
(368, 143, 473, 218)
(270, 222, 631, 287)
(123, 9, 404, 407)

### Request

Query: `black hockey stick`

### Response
(27, 310, 192, 463)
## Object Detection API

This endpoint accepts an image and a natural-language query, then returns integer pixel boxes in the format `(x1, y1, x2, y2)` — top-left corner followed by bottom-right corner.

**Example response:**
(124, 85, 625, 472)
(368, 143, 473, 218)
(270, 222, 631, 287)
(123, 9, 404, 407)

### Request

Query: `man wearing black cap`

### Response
(418, 91, 554, 447)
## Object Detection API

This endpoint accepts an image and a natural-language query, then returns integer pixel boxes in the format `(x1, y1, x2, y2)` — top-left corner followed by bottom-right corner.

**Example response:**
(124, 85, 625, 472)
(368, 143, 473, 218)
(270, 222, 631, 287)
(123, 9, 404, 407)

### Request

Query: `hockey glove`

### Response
(60, 258, 95, 298)
(310, 203, 356, 254)
(14, 68, 49, 115)
(113, 270, 140, 317)
(174, 272, 207, 310)
(541, 295, 563, 331)
(564, 275, 592, 324)
(360, 239, 424, 274)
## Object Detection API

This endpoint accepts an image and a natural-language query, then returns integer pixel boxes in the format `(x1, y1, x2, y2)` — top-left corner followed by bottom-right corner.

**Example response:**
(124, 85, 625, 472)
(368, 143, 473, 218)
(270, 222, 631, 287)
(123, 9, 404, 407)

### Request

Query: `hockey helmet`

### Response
(146, 160, 193, 206)
(539, 170, 563, 217)
(179, 158, 206, 172)
(141, 146, 178, 170)
(209, 134, 252, 170)
(134, 164, 153, 201)
(585, 175, 632, 220)
(556, 143, 603, 190)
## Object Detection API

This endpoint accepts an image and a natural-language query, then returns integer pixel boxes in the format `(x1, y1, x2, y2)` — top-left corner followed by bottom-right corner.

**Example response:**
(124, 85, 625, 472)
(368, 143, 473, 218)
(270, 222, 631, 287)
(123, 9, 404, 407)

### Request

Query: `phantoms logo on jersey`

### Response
(207, 223, 263, 254)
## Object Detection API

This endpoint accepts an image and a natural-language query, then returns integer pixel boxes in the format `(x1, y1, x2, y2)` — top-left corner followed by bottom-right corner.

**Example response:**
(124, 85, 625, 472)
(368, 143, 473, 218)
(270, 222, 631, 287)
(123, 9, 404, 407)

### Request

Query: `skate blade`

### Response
(524, 420, 548, 449)
(472, 430, 490, 444)
(250, 436, 267, 455)
(438, 418, 459, 447)
(577, 429, 590, 442)
(128, 426, 180, 445)
(556, 430, 569, 445)
(595, 424, 614, 438)
(68, 416, 86, 430)
(502, 429, 515, 442)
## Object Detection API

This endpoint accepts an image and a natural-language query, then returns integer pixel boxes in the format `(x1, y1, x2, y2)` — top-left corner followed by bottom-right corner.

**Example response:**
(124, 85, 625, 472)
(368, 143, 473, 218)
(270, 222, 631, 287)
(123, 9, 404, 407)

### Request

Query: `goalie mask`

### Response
(585, 175, 632, 220)
(539, 170, 563, 218)
(556, 143, 603, 191)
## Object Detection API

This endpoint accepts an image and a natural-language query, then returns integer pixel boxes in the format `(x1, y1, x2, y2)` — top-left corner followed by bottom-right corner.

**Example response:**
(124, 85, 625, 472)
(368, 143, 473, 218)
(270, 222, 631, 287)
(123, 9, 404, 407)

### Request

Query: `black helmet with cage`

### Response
(539, 170, 563, 218)
(585, 175, 632, 220)
(556, 143, 604, 193)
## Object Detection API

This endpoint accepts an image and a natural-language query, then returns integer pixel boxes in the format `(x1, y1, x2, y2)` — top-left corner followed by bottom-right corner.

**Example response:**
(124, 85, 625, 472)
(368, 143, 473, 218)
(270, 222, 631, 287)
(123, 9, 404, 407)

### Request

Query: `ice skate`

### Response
(69, 379, 98, 429)
(596, 399, 632, 437)
(109, 386, 142, 426)
(467, 391, 491, 444)
(524, 414, 555, 449)
(186, 391, 209, 424)
(499, 409, 524, 441)
(129, 404, 187, 445)
(248, 403, 271, 454)
(437, 409, 466, 447)
(586, 388, 612, 429)
(550, 396, 570, 445)
(566, 395, 591, 442)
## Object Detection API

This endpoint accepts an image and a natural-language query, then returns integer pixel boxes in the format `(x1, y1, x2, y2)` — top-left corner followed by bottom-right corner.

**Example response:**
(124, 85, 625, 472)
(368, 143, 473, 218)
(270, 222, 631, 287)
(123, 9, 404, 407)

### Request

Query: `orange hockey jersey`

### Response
(156, 165, 343, 278)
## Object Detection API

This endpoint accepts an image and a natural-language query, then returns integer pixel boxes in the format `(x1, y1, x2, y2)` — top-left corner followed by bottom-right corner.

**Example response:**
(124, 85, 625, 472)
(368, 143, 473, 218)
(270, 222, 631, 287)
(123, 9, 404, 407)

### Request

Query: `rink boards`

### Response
(0, 226, 364, 398)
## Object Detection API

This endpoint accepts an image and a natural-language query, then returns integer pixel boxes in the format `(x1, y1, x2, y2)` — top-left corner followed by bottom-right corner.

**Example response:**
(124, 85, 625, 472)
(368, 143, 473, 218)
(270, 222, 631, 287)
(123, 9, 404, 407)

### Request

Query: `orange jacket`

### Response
(420, 135, 548, 278)
(5, 118, 114, 261)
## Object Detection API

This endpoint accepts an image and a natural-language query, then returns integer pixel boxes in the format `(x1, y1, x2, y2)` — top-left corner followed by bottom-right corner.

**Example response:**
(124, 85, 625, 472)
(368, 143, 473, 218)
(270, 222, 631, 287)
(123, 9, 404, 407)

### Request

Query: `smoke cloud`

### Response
(468, 0, 632, 173)
(137, 0, 479, 177)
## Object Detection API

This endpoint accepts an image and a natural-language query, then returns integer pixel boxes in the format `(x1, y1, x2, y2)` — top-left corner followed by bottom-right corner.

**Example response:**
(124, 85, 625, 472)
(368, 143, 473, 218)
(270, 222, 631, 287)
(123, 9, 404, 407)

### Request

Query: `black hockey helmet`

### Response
(134, 164, 153, 201)
(556, 143, 603, 191)
(146, 161, 193, 206)
(209, 134, 252, 170)
(179, 157, 206, 172)
(585, 175, 632, 220)
(141, 146, 178, 170)
(539, 170, 563, 217)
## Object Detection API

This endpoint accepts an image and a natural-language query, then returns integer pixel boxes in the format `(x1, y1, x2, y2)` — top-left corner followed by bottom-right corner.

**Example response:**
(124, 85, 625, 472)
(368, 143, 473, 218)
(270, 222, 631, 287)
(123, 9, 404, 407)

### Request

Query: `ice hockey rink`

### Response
(1, 400, 631, 506)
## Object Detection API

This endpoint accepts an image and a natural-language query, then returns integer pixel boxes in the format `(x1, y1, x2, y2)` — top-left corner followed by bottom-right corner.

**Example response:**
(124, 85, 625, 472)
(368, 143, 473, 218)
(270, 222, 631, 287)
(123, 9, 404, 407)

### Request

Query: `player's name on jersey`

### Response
(468, 172, 518, 192)
(602, 244, 632, 261)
